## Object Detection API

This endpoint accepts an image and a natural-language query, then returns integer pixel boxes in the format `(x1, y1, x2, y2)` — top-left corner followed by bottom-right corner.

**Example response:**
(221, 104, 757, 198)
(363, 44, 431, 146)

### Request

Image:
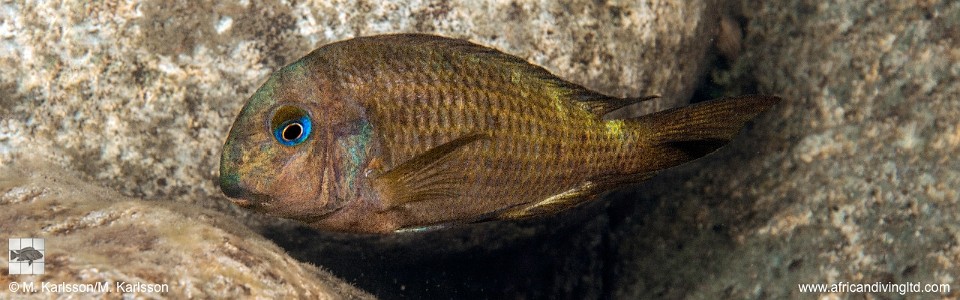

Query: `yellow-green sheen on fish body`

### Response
(219, 34, 780, 234)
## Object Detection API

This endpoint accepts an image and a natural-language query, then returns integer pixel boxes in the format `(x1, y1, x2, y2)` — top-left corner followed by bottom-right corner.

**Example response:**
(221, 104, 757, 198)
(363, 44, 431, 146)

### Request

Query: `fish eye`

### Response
(281, 122, 303, 141)
(271, 106, 312, 146)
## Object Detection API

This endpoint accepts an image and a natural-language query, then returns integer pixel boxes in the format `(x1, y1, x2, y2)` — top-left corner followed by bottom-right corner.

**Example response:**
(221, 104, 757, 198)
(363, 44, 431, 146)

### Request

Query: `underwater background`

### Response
(1, 0, 958, 299)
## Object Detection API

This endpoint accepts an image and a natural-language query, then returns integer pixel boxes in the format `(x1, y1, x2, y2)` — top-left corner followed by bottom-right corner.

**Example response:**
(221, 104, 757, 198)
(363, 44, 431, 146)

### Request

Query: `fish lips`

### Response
(220, 174, 272, 210)
(226, 191, 273, 212)
(220, 176, 347, 221)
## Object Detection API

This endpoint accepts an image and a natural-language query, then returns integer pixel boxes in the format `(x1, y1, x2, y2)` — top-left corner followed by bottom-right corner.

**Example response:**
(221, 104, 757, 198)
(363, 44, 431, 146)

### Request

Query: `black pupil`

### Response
(282, 122, 302, 141)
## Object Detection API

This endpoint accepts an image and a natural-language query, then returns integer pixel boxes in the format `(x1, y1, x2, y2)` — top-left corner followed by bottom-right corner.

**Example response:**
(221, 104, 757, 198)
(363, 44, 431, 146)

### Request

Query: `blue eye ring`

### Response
(271, 106, 312, 146)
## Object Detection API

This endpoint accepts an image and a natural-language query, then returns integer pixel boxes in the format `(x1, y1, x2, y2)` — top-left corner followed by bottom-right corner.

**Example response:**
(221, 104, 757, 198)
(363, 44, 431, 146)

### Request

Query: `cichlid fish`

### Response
(219, 34, 779, 234)
(11, 247, 43, 266)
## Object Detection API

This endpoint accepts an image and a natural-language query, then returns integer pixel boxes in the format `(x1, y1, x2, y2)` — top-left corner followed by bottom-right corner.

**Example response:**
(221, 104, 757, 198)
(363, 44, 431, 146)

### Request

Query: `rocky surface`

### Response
(608, 0, 960, 298)
(0, 156, 372, 299)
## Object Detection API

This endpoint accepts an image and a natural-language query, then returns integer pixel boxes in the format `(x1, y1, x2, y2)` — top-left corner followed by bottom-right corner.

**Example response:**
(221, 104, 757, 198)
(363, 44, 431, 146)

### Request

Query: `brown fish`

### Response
(219, 34, 779, 233)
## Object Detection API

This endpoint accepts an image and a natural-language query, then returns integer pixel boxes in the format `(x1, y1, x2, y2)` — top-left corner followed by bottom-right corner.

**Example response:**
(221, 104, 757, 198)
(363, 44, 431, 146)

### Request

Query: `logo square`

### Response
(9, 238, 45, 275)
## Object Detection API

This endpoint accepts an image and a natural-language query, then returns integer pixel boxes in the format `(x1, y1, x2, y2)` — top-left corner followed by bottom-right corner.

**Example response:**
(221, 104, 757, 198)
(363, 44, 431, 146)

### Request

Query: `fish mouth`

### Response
(297, 203, 347, 223)
(225, 186, 346, 222)
(220, 179, 273, 210)
(226, 192, 272, 210)
(219, 170, 348, 222)
(220, 172, 274, 209)
(232, 195, 346, 223)
(230, 198, 258, 209)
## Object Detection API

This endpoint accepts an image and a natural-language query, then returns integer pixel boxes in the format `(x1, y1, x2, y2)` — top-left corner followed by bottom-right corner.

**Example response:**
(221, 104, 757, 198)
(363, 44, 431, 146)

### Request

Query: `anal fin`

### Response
(498, 182, 599, 220)
(499, 172, 655, 220)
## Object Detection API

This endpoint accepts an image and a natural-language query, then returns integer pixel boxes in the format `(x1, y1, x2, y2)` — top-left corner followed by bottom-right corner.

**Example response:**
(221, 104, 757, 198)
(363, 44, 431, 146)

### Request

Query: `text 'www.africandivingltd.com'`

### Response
(798, 281, 951, 296)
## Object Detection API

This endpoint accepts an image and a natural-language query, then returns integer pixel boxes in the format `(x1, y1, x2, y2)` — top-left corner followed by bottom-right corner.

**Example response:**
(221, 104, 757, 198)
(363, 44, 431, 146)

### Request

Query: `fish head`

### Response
(219, 58, 376, 223)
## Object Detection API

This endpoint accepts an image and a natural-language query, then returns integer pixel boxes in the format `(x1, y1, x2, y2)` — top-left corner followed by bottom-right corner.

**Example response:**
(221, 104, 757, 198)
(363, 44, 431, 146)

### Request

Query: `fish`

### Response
(11, 247, 43, 266)
(219, 33, 779, 234)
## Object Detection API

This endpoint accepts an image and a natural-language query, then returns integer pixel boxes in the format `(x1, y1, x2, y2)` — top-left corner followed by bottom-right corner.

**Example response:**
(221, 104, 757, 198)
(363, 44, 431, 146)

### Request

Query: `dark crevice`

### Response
(261, 203, 610, 299)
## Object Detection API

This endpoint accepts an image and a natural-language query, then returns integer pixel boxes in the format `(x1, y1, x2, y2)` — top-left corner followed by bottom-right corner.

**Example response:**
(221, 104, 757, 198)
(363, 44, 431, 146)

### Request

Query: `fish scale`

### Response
(219, 34, 779, 233)
(378, 89, 573, 216)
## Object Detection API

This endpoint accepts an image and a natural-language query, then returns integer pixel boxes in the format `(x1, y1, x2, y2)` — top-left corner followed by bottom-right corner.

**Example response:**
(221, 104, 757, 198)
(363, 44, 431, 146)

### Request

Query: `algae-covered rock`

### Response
(0, 157, 372, 299)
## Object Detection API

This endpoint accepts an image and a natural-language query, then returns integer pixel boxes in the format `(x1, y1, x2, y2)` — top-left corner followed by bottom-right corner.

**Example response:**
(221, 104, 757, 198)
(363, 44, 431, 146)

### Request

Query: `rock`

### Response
(608, 0, 960, 298)
(0, 156, 372, 299)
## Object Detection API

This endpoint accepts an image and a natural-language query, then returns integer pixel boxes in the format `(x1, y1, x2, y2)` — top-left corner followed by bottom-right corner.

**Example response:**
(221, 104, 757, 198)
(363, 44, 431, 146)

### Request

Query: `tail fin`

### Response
(634, 95, 780, 170)
(10, 250, 18, 259)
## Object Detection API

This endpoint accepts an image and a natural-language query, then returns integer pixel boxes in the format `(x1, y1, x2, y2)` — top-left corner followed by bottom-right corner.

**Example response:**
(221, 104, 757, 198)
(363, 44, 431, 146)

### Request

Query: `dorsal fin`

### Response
(373, 133, 489, 209)
(575, 94, 661, 117)
(365, 34, 663, 119)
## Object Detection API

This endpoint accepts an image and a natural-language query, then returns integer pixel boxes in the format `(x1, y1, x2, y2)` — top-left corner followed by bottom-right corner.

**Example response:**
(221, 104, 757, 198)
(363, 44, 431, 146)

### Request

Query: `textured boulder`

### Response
(609, 0, 960, 298)
(0, 157, 371, 299)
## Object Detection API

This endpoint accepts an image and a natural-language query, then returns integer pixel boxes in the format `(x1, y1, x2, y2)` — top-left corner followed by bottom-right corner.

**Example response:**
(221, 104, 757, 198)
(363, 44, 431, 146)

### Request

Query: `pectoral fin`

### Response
(374, 133, 488, 209)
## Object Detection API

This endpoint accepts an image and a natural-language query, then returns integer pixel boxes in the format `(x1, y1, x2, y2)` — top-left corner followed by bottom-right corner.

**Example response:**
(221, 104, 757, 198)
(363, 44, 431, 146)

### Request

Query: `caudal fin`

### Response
(634, 95, 780, 170)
